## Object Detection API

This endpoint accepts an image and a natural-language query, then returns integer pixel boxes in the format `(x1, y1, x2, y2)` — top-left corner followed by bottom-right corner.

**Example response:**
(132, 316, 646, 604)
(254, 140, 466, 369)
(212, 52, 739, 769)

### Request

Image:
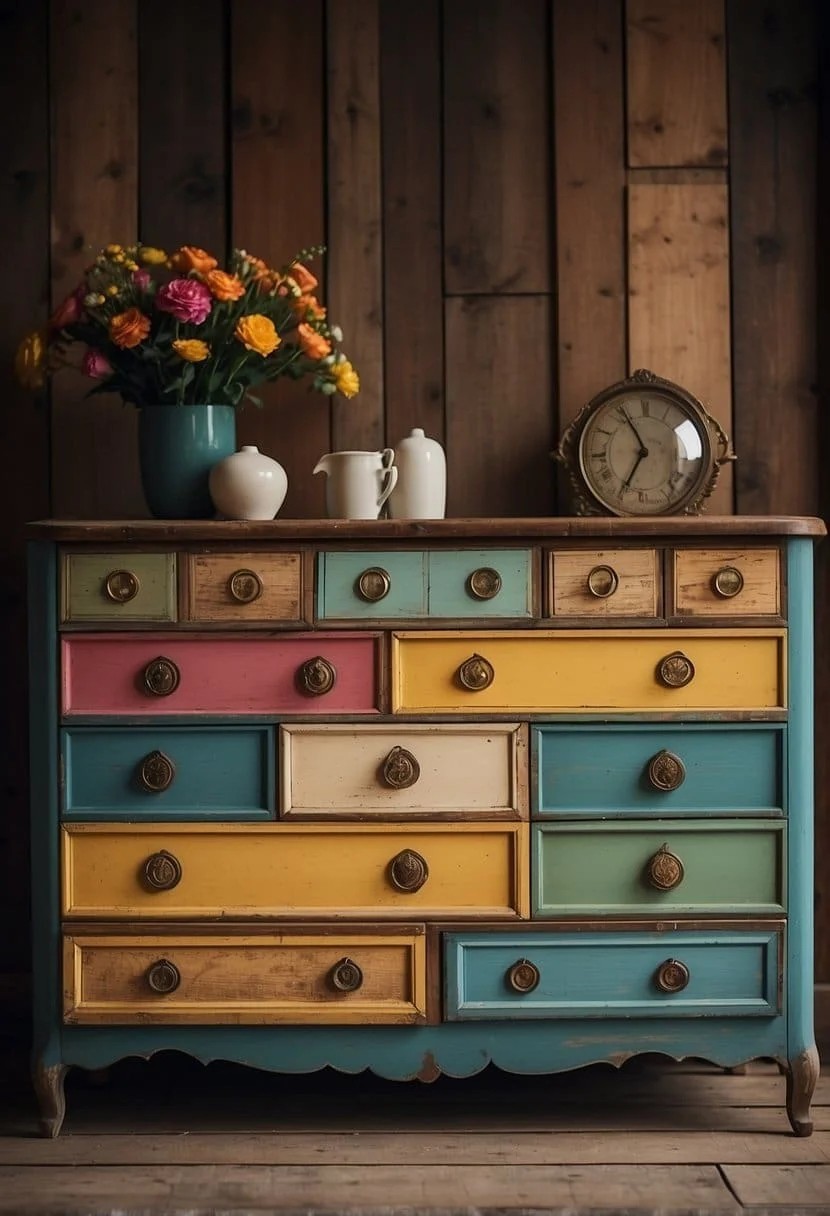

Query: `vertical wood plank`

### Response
(380, 1, 444, 450)
(50, 0, 144, 518)
(626, 0, 728, 168)
(445, 298, 554, 517)
(231, 0, 328, 518)
(327, 0, 384, 454)
(627, 183, 733, 512)
(444, 0, 551, 295)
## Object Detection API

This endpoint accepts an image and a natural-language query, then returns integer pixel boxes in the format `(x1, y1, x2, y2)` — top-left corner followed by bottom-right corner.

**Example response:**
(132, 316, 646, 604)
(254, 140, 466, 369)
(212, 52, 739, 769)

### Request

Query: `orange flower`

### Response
(292, 294, 326, 320)
(109, 307, 151, 349)
(290, 262, 318, 293)
(297, 323, 331, 360)
(235, 314, 280, 356)
(203, 269, 245, 301)
(169, 245, 218, 274)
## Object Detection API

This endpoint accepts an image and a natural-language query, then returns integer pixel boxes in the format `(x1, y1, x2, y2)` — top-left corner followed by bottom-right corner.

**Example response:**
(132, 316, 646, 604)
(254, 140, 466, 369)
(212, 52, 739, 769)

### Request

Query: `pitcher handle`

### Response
(378, 464, 398, 510)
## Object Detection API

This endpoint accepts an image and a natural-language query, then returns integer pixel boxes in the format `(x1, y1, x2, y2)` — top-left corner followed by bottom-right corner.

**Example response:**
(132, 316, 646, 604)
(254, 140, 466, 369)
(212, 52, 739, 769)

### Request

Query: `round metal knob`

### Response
(646, 843, 685, 891)
(228, 569, 263, 604)
(467, 568, 502, 601)
(297, 656, 336, 696)
(457, 654, 495, 691)
(356, 567, 391, 603)
(586, 564, 619, 598)
(646, 750, 686, 792)
(380, 746, 421, 790)
(655, 958, 690, 994)
(104, 569, 140, 603)
(146, 958, 181, 994)
(329, 957, 364, 992)
(712, 566, 744, 599)
(656, 651, 695, 688)
(142, 656, 181, 698)
(388, 848, 429, 892)
(142, 850, 182, 891)
(506, 959, 540, 993)
(138, 750, 176, 793)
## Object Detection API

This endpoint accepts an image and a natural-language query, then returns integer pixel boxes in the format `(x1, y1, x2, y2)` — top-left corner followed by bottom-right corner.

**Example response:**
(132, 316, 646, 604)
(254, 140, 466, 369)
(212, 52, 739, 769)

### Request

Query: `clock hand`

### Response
(622, 407, 648, 457)
(624, 450, 646, 488)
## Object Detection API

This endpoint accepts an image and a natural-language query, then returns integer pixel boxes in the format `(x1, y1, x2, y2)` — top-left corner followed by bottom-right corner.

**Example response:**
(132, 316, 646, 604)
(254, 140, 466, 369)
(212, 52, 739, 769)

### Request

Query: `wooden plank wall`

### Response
(0, 0, 823, 1011)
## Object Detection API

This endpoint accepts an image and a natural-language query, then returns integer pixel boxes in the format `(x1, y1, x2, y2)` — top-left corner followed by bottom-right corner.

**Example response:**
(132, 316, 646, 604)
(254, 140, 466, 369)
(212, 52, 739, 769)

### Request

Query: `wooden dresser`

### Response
(27, 517, 824, 1136)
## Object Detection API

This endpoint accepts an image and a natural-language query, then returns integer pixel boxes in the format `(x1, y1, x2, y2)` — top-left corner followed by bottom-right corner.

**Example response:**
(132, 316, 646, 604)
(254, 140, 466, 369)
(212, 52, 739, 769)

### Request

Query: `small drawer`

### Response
(443, 926, 782, 1020)
(533, 819, 785, 916)
(279, 723, 527, 819)
(533, 724, 784, 818)
(61, 551, 177, 623)
(672, 548, 781, 617)
(427, 550, 535, 618)
(317, 551, 427, 619)
(63, 927, 427, 1024)
(547, 548, 659, 617)
(61, 725, 274, 821)
(185, 551, 306, 624)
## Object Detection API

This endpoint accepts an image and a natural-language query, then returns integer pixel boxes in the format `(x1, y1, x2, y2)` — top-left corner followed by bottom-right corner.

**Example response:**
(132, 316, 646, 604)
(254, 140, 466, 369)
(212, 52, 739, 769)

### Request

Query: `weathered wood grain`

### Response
(723, 1163, 830, 1205)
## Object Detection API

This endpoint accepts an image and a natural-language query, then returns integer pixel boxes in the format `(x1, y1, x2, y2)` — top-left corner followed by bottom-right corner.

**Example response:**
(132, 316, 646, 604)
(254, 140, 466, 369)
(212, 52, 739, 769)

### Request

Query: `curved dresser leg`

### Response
(33, 1061, 68, 1138)
(786, 1045, 820, 1137)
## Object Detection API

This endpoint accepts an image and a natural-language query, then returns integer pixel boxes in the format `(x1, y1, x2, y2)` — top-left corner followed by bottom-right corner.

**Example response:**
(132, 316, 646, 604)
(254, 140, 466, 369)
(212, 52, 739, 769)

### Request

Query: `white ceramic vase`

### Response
(208, 445, 288, 520)
(387, 428, 446, 519)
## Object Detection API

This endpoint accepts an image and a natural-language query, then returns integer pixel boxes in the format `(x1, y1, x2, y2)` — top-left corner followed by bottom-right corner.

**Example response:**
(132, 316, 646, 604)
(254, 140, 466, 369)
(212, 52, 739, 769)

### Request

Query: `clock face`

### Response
(578, 391, 711, 516)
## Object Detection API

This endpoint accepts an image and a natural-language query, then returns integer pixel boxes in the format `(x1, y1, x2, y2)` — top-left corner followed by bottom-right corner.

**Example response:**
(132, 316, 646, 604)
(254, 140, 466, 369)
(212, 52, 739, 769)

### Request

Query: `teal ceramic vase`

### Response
(138, 404, 237, 519)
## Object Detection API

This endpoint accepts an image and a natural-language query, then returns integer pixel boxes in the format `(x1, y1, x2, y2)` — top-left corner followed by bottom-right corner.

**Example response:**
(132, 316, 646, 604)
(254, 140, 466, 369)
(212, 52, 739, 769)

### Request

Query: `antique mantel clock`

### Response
(554, 369, 735, 516)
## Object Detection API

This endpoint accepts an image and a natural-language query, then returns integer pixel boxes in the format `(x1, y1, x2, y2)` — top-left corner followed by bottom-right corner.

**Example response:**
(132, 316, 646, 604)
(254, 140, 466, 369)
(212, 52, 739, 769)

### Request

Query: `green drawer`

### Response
(61, 551, 177, 623)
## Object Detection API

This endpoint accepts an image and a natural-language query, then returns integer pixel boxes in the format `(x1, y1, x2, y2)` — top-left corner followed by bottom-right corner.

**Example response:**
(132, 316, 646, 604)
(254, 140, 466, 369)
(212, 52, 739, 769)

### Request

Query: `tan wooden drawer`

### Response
(671, 548, 781, 617)
(547, 548, 660, 617)
(63, 927, 427, 1024)
(184, 551, 306, 623)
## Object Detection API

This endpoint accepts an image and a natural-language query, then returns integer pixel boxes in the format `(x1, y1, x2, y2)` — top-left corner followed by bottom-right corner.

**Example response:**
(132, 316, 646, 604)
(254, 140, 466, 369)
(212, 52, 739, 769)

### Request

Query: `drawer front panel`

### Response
(547, 548, 659, 618)
(63, 929, 427, 1024)
(62, 823, 528, 919)
(185, 551, 305, 623)
(672, 548, 781, 616)
(280, 723, 527, 819)
(427, 550, 535, 618)
(444, 928, 782, 1019)
(534, 724, 784, 817)
(62, 725, 274, 821)
(62, 551, 176, 623)
(61, 633, 380, 716)
(533, 820, 784, 916)
(391, 630, 786, 713)
(317, 551, 427, 619)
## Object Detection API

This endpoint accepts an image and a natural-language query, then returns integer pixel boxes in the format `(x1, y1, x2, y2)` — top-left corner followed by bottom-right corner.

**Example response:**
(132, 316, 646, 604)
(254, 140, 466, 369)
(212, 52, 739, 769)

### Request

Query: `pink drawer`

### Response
(61, 633, 381, 716)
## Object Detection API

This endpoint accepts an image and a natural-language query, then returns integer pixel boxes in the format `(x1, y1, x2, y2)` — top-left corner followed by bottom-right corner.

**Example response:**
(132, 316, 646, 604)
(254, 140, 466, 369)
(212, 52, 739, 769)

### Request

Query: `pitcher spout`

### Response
(313, 453, 333, 477)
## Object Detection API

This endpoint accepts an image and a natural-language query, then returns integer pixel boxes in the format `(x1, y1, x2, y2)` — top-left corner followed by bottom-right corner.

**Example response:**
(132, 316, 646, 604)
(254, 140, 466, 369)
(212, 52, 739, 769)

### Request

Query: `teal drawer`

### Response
(428, 550, 535, 618)
(444, 928, 782, 1019)
(533, 820, 785, 916)
(533, 724, 784, 818)
(317, 551, 427, 619)
(61, 725, 275, 820)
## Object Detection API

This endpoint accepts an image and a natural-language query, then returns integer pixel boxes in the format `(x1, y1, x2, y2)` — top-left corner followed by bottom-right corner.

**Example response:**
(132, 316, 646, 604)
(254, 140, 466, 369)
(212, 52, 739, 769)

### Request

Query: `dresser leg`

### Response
(33, 1061, 68, 1138)
(786, 1046, 820, 1137)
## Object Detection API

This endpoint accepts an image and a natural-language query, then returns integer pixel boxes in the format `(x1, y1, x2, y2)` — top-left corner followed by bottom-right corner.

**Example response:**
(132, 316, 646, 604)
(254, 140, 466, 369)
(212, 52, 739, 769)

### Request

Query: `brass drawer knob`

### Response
(297, 656, 337, 696)
(655, 958, 690, 994)
(457, 654, 495, 691)
(104, 569, 140, 603)
(656, 651, 695, 688)
(146, 958, 181, 995)
(388, 848, 429, 892)
(646, 843, 685, 891)
(711, 565, 744, 599)
(329, 957, 364, 992)
(586, 564, 619, 598)
(506, 958, 540, 993)
(138, 750, 176, 793)
(142, 656, 181, 698)
(142, 850, 182, 891)
(467, 567, 502, 600)
(356, 567, 391, 603)
(646, 750, 686, 792)
(381, 746, 421, 790)
(228, 568, 263, 604)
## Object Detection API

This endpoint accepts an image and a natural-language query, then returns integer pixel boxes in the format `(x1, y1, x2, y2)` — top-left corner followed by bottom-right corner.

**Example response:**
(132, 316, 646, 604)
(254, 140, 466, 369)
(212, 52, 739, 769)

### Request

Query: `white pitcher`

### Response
(313, 448, 398, 519)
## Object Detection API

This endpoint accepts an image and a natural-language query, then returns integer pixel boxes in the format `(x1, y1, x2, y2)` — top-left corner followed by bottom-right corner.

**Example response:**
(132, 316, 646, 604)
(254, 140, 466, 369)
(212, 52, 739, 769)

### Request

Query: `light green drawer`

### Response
(61, 551, 177, 623)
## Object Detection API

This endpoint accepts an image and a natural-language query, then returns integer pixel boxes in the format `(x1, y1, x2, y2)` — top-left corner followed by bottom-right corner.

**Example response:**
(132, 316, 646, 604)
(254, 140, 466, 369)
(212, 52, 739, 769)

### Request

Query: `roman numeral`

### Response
(640, 399, 650, 416)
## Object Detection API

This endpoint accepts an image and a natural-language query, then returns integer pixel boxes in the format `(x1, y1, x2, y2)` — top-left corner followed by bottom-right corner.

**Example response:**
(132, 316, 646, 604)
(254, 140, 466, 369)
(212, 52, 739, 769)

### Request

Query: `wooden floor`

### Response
(0, 1048, 828, 1214)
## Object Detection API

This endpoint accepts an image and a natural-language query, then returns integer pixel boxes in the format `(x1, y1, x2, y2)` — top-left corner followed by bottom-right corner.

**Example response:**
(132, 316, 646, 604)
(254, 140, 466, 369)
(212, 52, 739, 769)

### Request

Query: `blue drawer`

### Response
(444, 928, 782, 1020)
(61, 725, 275, 821)
(533, 724, 784, 817)
(427, 550, 535, 618)
(317, 551, 427, 619)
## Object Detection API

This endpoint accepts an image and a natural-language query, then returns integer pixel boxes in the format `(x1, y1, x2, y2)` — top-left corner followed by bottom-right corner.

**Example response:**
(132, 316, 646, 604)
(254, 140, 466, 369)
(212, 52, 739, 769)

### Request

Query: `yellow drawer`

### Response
(547, 548, 660, 618)
(184, 551, 306, 623)
(61, 823, 528, 919)
(391, 629, 786, 713)
(63, 927, 427, 1025)
(671, 548, 781, 617)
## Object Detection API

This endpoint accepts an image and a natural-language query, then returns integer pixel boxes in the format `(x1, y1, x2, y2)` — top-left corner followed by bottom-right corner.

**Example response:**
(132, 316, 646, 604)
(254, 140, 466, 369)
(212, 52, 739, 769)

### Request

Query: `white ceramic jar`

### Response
(387, 428, 446, 519)
(208, 445, 288, 520)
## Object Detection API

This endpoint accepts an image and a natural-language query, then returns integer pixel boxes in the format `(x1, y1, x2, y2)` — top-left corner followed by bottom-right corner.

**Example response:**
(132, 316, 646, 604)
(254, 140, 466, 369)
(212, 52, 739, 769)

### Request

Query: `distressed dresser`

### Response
(27, 516, 824, 1136)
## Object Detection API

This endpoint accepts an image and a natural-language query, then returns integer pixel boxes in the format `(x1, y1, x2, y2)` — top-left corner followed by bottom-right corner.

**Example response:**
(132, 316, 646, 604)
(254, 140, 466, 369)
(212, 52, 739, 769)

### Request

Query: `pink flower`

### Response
(155, 277, 212, 325)
(82, 348, 112, 379)
(132, 268, 152, 290)
(49, 292, 81, 330)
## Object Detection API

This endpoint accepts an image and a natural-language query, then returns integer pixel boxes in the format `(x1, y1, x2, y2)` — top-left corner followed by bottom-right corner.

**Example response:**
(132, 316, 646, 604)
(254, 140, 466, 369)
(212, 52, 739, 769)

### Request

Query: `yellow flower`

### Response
(172, 338, 210, 363)
(333, 359, 360, 399)
(235, 314, 280, 356)
(138, 246, 167, 265)
(14, 330, 47, 389)
(105, 243, 122, 255)
(106, 284, 119, 296)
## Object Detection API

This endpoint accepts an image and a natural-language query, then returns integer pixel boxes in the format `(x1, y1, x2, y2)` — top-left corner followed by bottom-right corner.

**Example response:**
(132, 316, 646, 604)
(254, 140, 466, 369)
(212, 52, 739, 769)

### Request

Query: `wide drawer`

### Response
(533, 724, 784, 817)
(61, 822, 528, 919)
(279, 723, 527, 819)
(61, 551, 177, 623)
(61, 633, 381, 716)
(63, 927, 427, 1024)
(671, 548, 781, 617)
(443, 926, 783, 1019)
(183, 551, 306, 624)
(546, 548, 660, 618)
(533, 820, 785, 916)
(61, 725, 274, 821)
(391, 629, 786, 713)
